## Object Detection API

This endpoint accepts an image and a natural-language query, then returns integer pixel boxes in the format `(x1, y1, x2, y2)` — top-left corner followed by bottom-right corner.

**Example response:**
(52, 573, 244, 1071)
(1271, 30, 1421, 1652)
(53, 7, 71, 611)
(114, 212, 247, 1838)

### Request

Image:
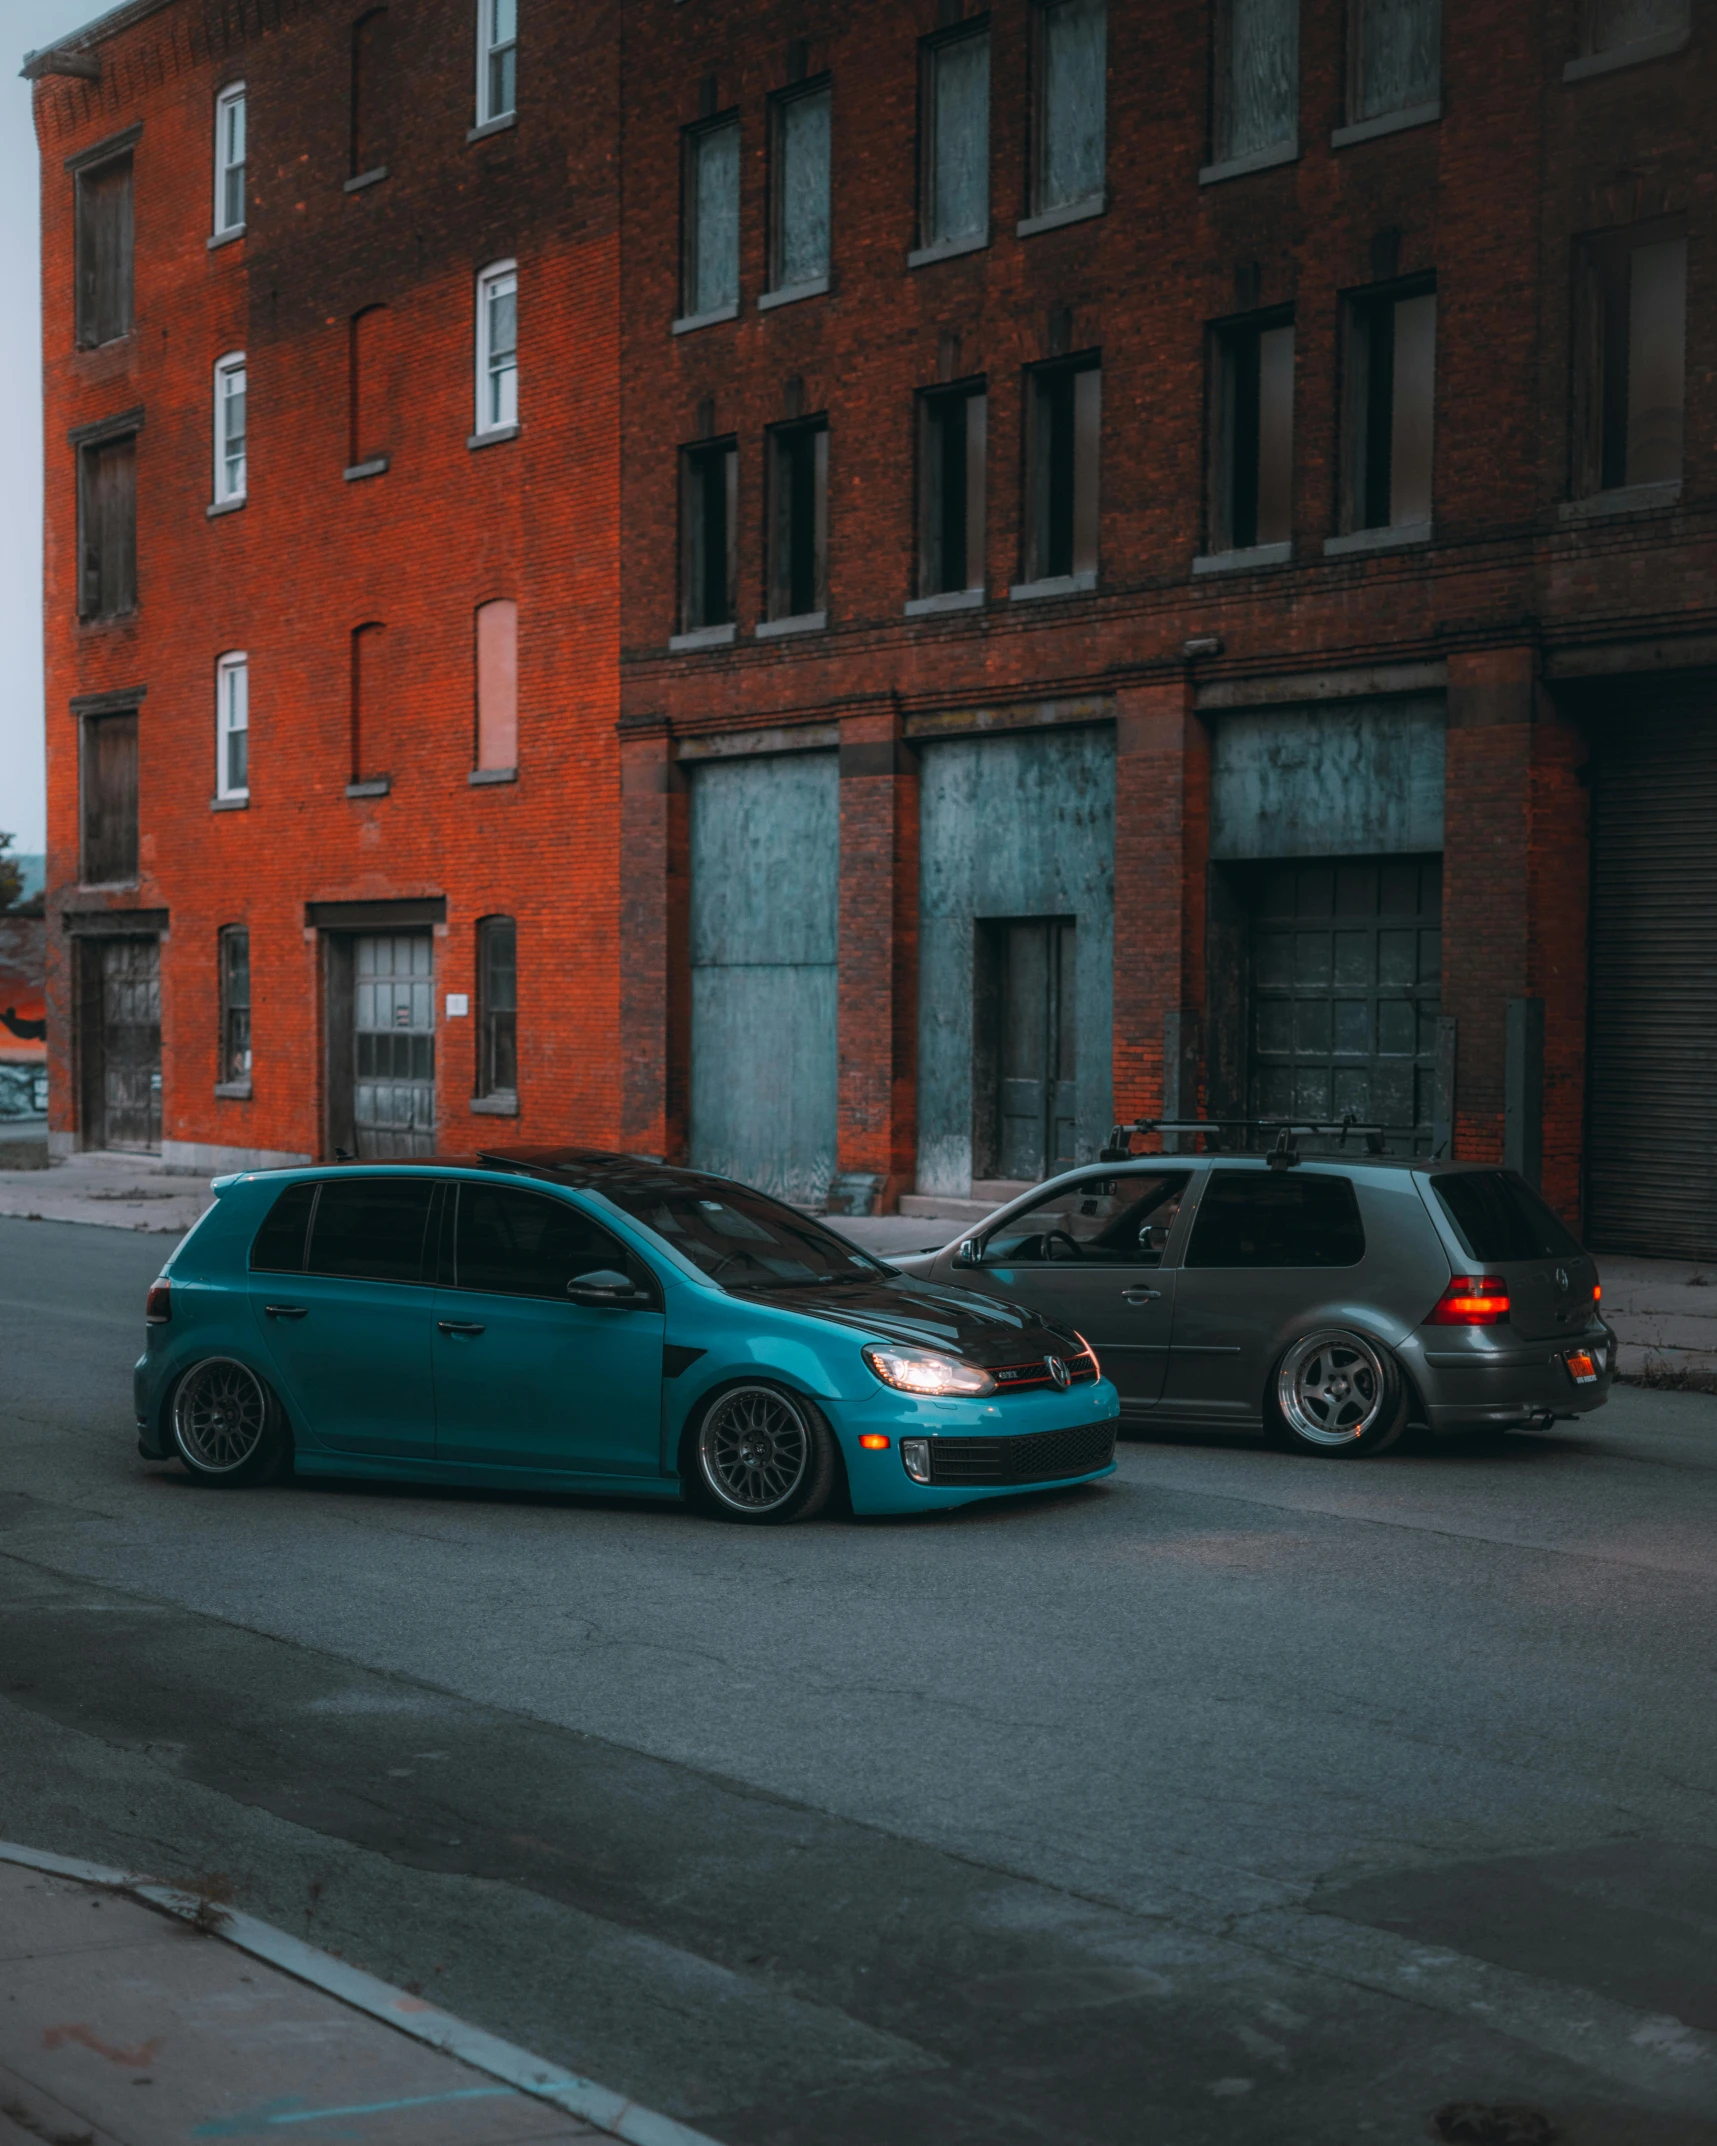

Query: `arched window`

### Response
(475, 599, 518, 772)
(476, 0, 516, 126)
(216, 651, 249, 801)
(475, 262, 518, 436)
(350, 9, 391, 179)
(213, 81, 246, 235)
(217, 926, 252, 1091)
(213, 351, 247, 505)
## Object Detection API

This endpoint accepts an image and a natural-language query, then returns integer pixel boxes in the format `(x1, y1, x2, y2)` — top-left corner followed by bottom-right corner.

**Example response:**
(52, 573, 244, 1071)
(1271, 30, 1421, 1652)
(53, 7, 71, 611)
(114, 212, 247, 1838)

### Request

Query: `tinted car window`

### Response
(306, 1178, 434, 1284)
(250, 1180, 317, 1271)
(604, 1181, 885, 1289)
(455, 1184, 653, 1301)
(986, 1174, 1191, 1266)
(1186, 1172, 1365, 1269)
(1433, 1171, 1583, 1263)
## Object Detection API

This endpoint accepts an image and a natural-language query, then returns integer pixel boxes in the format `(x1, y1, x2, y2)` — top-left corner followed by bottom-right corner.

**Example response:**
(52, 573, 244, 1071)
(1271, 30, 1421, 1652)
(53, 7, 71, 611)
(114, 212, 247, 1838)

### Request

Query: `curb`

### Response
(0, 1840, 725, 2146)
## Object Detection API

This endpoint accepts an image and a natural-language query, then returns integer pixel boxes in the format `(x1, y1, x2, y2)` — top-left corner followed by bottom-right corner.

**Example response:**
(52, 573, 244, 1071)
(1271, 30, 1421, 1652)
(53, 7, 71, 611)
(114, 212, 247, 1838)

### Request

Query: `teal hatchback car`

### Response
(135, 1149, 1120, 1522)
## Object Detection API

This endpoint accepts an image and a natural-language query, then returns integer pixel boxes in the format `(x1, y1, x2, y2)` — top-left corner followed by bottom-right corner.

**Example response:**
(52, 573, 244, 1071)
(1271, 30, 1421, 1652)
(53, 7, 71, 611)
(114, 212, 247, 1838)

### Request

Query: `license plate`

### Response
(1564, 1349, 1598, 1385)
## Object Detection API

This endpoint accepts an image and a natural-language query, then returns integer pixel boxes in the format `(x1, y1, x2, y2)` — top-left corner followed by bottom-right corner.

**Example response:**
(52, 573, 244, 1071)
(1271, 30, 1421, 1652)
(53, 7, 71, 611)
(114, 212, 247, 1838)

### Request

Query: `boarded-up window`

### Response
(919, 384, 986, 596)
(771, 83, 830, 291)
(768, 419, 828, 621)
(351, 622, 388, 781)
(1210, 317, 1294, 552)
(80, 712, 139, 886)
(1582, 0, 1687, 54)
(683, 117, 740, 317)
(922, 28, 989, 249)
(1216, 0, 1298, 163)
(680, 442, 738, 631)
(1350, 0, 1439, 123)
(1573, 221, 1686, 495)
(348, 305, 391, 467)
(475, 600, 518, 770)
(78, 433, 137, 619)
(351, 9, 391, 177)
(1025, 357, 1100, 584)
(1038, 0, 1106, 212)
(1342, 287, 1435, 530)
(476, 916, 517, 1099)
(219, 926, 252, 1085)
(76, 155, 133, 348)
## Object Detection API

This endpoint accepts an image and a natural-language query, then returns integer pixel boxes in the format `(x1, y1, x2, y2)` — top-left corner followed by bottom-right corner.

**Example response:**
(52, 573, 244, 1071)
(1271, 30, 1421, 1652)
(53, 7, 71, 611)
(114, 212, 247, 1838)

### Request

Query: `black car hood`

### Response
(733, 1274, 1083, 1366)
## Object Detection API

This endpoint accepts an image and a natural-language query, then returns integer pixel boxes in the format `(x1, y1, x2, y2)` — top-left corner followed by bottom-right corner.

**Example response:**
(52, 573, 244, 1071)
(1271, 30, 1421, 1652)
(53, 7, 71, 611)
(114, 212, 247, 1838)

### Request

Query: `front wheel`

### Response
(170, 1357, 291, 1486)
(687, 1383, 837, 1523)
(1267, 1329, 1407, 1457)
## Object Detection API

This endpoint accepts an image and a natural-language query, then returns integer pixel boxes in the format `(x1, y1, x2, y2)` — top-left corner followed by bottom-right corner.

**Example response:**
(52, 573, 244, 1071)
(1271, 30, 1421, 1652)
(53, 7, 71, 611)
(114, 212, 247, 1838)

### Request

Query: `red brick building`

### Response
(31, 0, 1717, 1255)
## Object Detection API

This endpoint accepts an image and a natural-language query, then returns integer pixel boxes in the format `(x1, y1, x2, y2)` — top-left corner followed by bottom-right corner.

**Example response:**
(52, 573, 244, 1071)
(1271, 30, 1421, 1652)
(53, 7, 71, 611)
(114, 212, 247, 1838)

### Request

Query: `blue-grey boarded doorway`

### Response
(688, 752, 839, 1206)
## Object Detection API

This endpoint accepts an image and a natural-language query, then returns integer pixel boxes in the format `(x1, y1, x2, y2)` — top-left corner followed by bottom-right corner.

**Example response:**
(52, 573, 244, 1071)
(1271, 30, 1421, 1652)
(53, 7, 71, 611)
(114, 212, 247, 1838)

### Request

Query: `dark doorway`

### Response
(325, 930, 435, 1158)
(977, 918, 1077, 1183)
(80, 935, 161, 1151)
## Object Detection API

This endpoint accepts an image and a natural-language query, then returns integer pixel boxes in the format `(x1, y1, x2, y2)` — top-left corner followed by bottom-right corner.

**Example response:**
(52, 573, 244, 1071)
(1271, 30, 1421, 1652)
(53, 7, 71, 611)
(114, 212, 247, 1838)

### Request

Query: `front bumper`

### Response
(831, 1376, 1122, 1514)
(1412, 1322, 1617, 1429)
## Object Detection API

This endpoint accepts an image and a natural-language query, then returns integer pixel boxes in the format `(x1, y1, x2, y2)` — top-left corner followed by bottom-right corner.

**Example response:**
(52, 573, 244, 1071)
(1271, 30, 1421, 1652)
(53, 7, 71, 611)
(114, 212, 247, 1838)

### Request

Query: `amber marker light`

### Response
(858, 1433, 891, 1450)
(1427, 1275, 1511, 1326)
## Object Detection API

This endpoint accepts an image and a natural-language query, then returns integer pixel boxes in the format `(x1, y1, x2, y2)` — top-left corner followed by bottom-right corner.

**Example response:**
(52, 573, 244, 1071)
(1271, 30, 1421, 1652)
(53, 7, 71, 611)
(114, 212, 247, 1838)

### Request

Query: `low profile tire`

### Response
(170, 1357, 291, 1486)
(687, 1382, 837, 1524)
(1267, 1329, 1408, 1458)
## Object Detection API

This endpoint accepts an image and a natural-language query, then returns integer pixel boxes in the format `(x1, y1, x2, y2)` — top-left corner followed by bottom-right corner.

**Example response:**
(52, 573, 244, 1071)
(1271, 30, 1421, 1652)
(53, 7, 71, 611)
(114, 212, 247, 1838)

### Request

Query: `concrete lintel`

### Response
(1195, 660, 1447, 711)
(904, 693, 1114, 742)
(675, 721, 841, 762)
(1546, 633, 1717, 681)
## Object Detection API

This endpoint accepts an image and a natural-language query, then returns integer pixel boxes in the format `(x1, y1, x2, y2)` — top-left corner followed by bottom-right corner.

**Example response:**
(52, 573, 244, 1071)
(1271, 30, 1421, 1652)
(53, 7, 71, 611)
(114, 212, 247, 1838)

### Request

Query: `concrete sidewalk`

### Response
(0, 1850, 712, 2146)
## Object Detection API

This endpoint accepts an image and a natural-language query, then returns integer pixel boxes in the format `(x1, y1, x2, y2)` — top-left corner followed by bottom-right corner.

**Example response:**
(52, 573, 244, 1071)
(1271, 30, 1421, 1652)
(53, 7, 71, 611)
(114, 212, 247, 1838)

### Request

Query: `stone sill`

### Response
(907, 231, 988, 270)
(1564, 28, 1689, 80)
(206, 496, 246, 519)
(1331, 101, 1441, 150)
(344, 165, 388, 192)
(209, 794, 249, 812)
(904, 588, 984, 617)
(755, 611, 826, 639)
(1198, 141, 1296, 186)
(467, 111, 516, 142)
(468, 425, 518, 450)
(1017, 194, 1104, 237)
(213, 1080, 252, 1101)
(1323, 521, 1432, 558)
(670, 622, 737, 651)
(1008, 570, 1097, 603)
(1192, 541, 1292, 576)
(345, 777, 390, 798)
(469, 1092, 518, 1116)
(468, 766, 518, 785)
(673, 303, 740, 336)
(344, 457, 389, 482)
(206, 224, 245, 250)
(758, 276, 828, 312)
(1558, 480, 1681, 522)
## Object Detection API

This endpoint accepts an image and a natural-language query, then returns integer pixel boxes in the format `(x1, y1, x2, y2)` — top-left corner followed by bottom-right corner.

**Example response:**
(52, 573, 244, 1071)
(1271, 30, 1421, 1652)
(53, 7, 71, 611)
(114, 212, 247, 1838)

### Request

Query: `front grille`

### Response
(927, 1419, 1117, 1487)
(990, 1352, 1101, 1393)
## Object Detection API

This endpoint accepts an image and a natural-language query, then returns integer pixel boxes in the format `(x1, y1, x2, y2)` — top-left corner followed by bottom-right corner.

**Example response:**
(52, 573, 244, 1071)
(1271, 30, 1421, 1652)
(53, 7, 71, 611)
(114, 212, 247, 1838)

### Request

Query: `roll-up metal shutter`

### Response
(1586, 681, 1717, 1258)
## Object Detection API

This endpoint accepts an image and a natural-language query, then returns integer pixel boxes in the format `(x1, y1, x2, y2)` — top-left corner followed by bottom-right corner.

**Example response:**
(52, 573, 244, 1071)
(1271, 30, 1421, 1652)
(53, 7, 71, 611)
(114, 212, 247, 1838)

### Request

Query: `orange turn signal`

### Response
(858, 1433, 891, 1450)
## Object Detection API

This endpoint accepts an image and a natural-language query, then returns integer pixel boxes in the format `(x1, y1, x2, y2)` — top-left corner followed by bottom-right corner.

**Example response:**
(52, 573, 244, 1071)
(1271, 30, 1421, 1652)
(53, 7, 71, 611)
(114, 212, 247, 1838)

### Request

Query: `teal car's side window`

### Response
(304, 1179, 436, 1283)
(453, 1183, 660, 1306)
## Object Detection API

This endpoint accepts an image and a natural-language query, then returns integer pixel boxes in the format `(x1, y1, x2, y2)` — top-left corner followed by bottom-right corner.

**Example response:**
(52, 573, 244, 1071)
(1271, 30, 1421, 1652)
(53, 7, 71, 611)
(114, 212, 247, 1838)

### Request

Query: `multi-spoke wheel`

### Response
(170, 1358, 290, 1486)
(1269, 1330, 1407, 1457)
(690, 1383, 837, 1523)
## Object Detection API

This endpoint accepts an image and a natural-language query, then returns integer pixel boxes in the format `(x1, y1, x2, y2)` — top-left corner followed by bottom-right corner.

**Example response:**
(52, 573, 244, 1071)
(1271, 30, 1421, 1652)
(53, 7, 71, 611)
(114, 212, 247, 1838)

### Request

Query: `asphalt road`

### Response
(1, 1214, 1714, 2146)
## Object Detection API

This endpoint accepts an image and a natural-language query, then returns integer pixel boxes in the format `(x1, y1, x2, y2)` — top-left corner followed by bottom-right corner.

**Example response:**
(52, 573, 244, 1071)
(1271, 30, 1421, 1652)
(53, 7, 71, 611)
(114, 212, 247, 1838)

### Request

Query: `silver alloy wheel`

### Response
(697, 1385, 811, 1514)
(1275, 1330, 1388, 1449)
(173, 1358, 270, 1475)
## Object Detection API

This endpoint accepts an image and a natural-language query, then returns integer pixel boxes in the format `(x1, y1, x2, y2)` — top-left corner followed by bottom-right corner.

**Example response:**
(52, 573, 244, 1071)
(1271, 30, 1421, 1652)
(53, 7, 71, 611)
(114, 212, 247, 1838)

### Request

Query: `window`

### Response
(77, 432, 137, 619)
(1348, 0, 1439, 124)
(1573, 221, 1685, 496)
(682, 116, 740, 319)
(1022, 357, 1100, 588)
(477, 0, 516, 125)
(348, 305, 391, 470)
(984, 1172, 1191, 1267)
(351, 622, 387, 782)
(350, 8, 390, 177)
(75, 153, 133, 347)
(213, 353, 246, 505)
(79, 711, 139, 886)
(1186, 1170, 1365, 1268)
(1036, 0, 1106, 214)
(1209, 317, 1294, 553)
(1214, 0, 1298, 164)
(1433, 1172, 1583, 1264)
(218, 926, 252, 1088)
(767, 419, 828, 622)
(1579, 0, 1687, 58)
(216, 653, 249, 801)
(599, 1179, 885, 1288)
(306, 1177, 434, 1283)
(475, 599, 518, 770)
(680, 440, 738, 631)
(920, 26, 990, 253)
(476, 917, 517, 1101)
(453, 1184, 651, 1301)
(918, 384, 986, 597)
(769, 82, 831, 294)
(475, 262, 518, 436)
(1340, 286, 1435, 533)
(250, 1179, 316, 1270)
(214, 82, 246, 234)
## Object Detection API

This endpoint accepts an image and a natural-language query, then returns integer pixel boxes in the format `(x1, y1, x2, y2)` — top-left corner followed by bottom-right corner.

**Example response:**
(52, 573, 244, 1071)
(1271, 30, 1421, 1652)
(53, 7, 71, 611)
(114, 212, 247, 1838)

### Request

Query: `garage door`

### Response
(688, 752, 838, 1207)
(1587, 684, 1717, 1258)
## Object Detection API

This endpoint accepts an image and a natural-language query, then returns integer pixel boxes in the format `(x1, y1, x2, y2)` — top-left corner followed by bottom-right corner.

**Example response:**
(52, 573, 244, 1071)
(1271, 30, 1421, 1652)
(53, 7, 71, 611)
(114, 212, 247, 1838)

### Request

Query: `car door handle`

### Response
(263, 1304, 308, 1320)
(437, 1321, 486, 1337)
(1121, 1287, 1162, 1305)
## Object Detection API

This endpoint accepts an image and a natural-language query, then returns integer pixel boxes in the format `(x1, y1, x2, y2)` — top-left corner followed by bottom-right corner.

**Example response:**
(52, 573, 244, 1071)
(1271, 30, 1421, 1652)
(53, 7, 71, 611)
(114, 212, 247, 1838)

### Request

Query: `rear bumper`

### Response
(1412, 1323, 1616, 1428)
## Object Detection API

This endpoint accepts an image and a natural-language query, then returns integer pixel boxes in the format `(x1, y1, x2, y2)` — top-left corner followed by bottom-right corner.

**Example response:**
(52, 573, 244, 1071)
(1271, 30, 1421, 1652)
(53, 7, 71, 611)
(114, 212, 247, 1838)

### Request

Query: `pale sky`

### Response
(1, 0, 97, 853)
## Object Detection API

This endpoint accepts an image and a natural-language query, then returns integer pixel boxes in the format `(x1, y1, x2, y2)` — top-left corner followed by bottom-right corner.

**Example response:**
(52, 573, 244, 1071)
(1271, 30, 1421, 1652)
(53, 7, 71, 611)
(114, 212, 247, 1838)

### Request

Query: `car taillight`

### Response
(145, 1278, 172, 1325)
(1427, 1275, 1510, 1326)
(1593, 1282, 1602, 1306)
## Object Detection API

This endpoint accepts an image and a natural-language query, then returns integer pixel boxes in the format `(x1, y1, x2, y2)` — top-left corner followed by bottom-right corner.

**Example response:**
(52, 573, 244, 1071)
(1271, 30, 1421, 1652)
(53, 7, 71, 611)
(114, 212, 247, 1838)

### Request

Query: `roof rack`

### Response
(1100, 1117, 1418, 1168)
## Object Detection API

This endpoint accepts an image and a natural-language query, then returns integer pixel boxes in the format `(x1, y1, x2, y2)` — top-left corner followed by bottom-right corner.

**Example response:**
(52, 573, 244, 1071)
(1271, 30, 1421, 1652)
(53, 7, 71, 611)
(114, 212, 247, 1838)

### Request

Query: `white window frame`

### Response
(213, 81, 246, 236)
(216, 652, 249, 803)
(476, 0, 517, 126)
(213, 351, 247, 506)
(475, 260, 519, 436)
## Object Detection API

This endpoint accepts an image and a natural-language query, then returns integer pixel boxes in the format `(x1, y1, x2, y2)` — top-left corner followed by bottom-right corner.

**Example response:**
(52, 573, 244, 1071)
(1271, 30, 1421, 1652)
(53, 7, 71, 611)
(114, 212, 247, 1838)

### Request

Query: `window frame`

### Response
(213, 351, 247, 507)
(78, 708, 140, 889)
(215, 651, 249, 803)
(680, 112, 742, 324)
(76, 427, 139, 621)
(475, 915, 518, 1105)
(1210, 0, 1299, 170)
(474, 597, 519, 773)
(916, 381, 987, 599)
(918, 20, 992, 258)
(474, 260, 519, 438)
(213, 81, 246, 237)
(1019, 353, 1101, 591)
(765, 415, 830, 625)
(74, 150, 134, 350)
(1345, 0, 1441, 129)
(476, 0, 517, 127)
(767, 77, 833, 300)
(1570, 217, 1687, 500)
(1206, 309, 1295, 557)
(1337, 279, 1436, 537)
(679, 437, 740, 634)
(1032, 0, 1107, 221)
(217, 924, 252, 1094)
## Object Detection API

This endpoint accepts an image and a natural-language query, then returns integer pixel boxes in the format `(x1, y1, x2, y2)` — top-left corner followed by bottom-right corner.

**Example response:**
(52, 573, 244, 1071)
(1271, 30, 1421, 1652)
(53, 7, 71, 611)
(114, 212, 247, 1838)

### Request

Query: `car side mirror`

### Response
(954, 1239, 980, 1268)
(567, 1268, 645, 1307)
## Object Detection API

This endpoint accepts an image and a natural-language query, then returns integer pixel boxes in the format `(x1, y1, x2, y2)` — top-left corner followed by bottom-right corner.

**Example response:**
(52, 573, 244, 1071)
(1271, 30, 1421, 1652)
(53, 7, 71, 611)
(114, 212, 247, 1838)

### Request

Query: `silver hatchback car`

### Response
(892, 1136, 1615, 1456)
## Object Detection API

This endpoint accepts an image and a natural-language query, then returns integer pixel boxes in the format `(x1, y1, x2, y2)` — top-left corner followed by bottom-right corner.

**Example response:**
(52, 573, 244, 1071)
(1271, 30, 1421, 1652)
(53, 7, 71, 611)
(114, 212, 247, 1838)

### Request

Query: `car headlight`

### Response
(862, 1344, 996, 1397)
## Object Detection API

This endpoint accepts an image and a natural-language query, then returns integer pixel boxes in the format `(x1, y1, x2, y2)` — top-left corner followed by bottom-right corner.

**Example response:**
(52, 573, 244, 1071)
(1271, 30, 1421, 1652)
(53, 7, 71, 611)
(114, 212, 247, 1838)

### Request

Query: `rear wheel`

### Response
(688, 1383, 836, 1523)
(170, 1358, 291, 1486)
(1267, 1329, 1407, 1458)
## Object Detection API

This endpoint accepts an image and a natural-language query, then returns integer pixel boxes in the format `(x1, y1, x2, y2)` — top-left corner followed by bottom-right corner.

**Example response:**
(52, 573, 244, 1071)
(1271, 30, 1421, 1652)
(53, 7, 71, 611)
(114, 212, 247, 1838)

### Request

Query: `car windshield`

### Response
(603, 1180, 889, 1289)
(1432, 1171, 1584, 1263)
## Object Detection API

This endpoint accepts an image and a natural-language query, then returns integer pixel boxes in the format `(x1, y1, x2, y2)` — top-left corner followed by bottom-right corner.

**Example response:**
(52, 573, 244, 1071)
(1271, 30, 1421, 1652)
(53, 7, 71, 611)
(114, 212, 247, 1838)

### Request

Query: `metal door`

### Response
(993, 919, 1077, 1182)
(353, 932, 435, 1158)
(1247, 859, 1441, 1149)
(95, 936, 160, 1151)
